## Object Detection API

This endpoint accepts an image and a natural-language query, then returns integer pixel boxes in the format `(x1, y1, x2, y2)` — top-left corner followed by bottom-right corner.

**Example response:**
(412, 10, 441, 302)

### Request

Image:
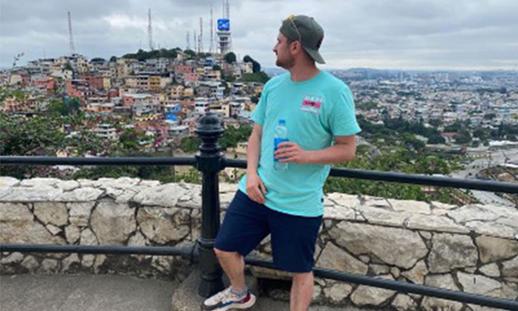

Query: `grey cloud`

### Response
(0, 0, 517, 70)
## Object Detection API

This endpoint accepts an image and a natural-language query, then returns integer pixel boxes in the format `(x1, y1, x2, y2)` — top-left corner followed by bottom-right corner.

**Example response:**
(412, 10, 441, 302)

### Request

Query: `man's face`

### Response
(273, 33, 295, 69)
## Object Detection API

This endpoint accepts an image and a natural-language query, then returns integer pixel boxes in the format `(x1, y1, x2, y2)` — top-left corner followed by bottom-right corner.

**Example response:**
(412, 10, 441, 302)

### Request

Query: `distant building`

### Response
(94, 123, 117, 140)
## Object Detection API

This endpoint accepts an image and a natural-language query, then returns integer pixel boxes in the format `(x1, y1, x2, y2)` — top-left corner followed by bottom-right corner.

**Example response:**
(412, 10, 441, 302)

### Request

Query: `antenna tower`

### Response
(210, 6, 214, 54)
(199, 17, 203, 53)
(67, 11, 76, 55)
(193, 31, 197, 53)
(148, 8, 154, 50)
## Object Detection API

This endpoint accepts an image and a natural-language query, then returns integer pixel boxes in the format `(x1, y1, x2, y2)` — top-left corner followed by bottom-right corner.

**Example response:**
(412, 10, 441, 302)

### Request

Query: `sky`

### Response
(1, 0, 517, 70)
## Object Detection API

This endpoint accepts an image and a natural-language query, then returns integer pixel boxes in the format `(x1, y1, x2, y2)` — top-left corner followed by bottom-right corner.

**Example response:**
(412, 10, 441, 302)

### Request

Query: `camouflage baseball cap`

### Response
(279, 14, 325, 64)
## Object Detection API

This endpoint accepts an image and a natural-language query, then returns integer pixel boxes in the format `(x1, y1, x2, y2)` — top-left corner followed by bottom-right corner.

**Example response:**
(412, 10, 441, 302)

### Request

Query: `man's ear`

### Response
(290, 41, 301, 54)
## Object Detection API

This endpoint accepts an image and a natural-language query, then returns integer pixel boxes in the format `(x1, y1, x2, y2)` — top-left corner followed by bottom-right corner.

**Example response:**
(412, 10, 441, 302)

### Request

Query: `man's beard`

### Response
(275, 54, 295, 69)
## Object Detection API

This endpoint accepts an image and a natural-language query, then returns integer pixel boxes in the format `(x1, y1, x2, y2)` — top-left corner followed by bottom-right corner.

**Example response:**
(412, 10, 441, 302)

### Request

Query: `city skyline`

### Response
(1, 0, 518, 70)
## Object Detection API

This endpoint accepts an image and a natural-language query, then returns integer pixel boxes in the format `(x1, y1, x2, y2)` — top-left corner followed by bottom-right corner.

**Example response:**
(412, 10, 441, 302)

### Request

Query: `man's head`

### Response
(273, 15, 325, 69)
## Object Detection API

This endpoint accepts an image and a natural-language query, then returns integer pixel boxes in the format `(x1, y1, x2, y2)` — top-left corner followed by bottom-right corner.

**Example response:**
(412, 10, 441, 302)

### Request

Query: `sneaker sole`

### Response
(204, 294, 256, 311)
(231, 294, 256, 309)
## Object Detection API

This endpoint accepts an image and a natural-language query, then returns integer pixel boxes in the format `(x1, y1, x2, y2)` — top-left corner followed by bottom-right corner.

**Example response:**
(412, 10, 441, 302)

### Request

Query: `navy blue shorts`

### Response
(214, 190, 322, 273)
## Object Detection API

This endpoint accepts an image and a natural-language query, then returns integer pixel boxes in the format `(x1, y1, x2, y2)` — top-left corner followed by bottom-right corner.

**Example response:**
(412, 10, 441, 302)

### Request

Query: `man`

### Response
(203, 14, 361, 311)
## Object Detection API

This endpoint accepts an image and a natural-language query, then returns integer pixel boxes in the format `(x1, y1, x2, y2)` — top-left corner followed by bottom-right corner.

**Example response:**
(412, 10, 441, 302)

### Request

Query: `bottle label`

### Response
(274, 138, 289, 162)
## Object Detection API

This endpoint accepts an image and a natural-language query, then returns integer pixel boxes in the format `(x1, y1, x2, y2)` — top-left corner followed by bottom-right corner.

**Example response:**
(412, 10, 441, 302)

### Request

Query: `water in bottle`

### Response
(274, 119, 289, 171)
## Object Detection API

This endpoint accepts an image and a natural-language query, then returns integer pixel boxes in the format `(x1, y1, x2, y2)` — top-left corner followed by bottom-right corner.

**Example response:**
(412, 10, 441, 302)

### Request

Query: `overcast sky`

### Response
(1, 0, 517, 70)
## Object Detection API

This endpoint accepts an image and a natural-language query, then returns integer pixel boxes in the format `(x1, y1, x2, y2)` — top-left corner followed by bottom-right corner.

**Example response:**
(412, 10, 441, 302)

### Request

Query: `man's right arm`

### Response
(246, 124, 267, 203)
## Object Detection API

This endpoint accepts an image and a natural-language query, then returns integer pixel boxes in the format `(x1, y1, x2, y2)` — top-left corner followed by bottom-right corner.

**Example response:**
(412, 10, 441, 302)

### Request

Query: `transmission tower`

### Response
(210, 6, 214, 54)
(6, 52, 24, 86)
(199, 17, 204, 53)
(217, 0, 232, 54)
(225, 0, 230, 19)
(148, 8, 154, 50)
(67, 11, 75, 55)
(193, 31, 197, 53)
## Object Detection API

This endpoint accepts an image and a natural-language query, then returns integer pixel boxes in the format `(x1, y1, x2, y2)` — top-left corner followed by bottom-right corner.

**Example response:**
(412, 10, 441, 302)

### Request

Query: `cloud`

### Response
(0, 0, 517, 70)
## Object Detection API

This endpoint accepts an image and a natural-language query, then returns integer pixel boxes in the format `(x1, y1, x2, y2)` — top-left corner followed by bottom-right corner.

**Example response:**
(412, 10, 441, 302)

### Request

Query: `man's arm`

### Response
(246, 124, 267, 203)
(275, 135, 356, 165)
(246, 124, 263, 175)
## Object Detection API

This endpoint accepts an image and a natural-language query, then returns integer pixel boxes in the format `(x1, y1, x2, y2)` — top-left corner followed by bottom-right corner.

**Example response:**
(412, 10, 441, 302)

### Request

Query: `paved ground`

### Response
(1, 273, 384, 311)
(0, 274, 177, 311)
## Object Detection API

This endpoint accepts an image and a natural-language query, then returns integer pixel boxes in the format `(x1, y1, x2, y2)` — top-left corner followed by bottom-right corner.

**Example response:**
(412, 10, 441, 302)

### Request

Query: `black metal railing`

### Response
(1, 111, 517, 310)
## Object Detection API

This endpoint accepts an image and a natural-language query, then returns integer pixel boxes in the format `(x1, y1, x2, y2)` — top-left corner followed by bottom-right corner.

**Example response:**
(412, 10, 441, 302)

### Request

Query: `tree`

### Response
(117, 128, 143, 153)
(243, 55, 261, 73)
(180, 136, 201, 153)
(64, 62, 73, 71)
(109, 56, 117, 62)
(47, 97, 80, 116)
(224, 52, 236, 64)
(90, 57, 106, 63)
(0, 112, 65, 155)
(455, 130, 472, 145)
(219, 125, 252, 149)
(484, 113, 496, 120)
(240, 72, 269, 84)
(122, 48, 178, 61)
(428, 134, 445, 144)
(184, 49, 196, 58)
(429, 119, 442, 127)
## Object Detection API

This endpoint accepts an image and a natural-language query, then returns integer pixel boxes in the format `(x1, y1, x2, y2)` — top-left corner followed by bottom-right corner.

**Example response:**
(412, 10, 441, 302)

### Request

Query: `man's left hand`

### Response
(275, 142, 310, 164)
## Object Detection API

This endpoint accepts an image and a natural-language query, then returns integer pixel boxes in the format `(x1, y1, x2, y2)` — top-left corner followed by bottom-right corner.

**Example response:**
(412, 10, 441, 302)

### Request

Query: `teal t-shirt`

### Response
(238, 71, 361, 217)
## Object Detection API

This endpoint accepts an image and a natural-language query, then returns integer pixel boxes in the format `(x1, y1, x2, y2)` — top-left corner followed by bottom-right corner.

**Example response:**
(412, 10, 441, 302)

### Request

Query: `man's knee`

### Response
(213, 247, 238, 258)
(292, 271, 313, 282)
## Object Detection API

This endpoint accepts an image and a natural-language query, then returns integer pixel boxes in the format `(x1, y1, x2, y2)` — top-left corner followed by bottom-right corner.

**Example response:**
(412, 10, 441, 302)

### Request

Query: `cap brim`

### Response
(304, 47, 325, 64)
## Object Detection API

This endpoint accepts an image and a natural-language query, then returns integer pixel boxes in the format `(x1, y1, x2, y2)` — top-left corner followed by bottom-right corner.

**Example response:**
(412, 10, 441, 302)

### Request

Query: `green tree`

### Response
(0, 112, 66, 155)
(47, 97, 80, 116)
(455, 130, 472, 145)
(240, 72, 270, 84)
(219, 125, 252, 149)
(184, 49, 196, 58)
(243, 55, 261, 73)
(180, 136, 201, 153)
(224, 52, 237, 64)
(0, 112, 66, 178)
(91, 57, 106, 63)
(429, 119, 442, 127)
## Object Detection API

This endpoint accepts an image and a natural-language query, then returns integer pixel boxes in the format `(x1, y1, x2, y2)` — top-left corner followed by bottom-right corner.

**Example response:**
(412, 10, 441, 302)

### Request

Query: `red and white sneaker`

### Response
(202, 287, 256, 310)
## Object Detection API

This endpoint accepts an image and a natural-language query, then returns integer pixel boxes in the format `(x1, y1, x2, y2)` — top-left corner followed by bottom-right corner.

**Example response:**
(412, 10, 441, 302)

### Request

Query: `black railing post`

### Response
(195, 111, 225, 298)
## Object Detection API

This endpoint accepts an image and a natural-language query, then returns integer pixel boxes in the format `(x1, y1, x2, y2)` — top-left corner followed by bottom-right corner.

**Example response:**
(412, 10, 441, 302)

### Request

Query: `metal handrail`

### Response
(224, 158, 518, 193)
(2, 155, 517, 193)
(1, 243, 517, 310)
(0, 156, 196, 166)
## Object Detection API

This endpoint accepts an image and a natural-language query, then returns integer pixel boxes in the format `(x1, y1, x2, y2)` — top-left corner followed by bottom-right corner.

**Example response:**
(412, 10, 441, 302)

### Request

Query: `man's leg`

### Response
(214, 248, 246, 291)
(290, 272, 314, 311)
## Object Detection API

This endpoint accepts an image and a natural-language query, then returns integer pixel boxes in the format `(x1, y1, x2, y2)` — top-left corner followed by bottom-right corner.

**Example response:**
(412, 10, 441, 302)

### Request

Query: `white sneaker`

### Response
(202, 287, 256, 310)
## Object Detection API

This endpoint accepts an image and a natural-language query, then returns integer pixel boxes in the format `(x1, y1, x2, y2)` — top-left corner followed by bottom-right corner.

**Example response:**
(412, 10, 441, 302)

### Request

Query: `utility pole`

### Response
(186, 31, 190, 50)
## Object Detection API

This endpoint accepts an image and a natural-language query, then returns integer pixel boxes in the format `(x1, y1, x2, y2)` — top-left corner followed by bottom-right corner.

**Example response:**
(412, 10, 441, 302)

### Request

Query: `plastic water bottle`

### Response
(274, 119, 289, 171)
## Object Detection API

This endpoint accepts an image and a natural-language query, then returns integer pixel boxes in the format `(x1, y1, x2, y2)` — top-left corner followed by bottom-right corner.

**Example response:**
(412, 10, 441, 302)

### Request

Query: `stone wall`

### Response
(1, 177, 517, 310)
